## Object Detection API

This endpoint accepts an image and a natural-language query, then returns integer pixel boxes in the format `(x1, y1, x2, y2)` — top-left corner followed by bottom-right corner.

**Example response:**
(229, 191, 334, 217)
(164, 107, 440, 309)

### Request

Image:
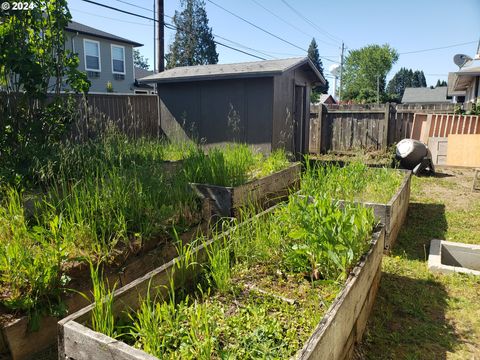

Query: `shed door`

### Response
(294, 85, 307, 156)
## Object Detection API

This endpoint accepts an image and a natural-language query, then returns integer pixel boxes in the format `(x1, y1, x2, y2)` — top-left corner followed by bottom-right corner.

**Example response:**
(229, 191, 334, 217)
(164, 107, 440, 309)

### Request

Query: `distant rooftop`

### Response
(402, 87, 450, 104)
(66, 21, 142, 47)
(139, 57, 325, 84)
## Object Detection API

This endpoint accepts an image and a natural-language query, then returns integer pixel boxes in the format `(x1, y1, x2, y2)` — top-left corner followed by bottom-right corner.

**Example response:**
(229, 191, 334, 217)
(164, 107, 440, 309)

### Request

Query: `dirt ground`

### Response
(356, 167, 480, 359)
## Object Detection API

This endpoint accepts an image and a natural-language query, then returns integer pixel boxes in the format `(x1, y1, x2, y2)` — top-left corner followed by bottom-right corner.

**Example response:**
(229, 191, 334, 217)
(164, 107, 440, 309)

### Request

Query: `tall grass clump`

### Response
(302, 160, 403, 203)
(89, 262, 116, 338)
(183, 144, 290, 187)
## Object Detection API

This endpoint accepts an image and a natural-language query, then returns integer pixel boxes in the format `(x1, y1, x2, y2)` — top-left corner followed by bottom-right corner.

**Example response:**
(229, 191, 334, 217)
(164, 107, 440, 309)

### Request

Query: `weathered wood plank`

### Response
(296, 227, 384, 360)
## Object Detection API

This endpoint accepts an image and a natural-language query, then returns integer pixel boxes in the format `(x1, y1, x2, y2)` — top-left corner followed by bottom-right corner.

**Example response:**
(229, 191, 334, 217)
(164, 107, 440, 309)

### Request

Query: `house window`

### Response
(84, 39, 101, 72)
(111, 45, 125, 75)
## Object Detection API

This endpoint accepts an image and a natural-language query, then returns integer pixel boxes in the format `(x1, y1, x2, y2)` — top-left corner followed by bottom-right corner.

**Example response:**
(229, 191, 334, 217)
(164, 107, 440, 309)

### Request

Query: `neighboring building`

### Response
(448, 54, 480, 105)
(139, 57, 326, 155)
(134, 67, 156, 94)
(65, 21, 142, 93)
(401, 87, 451, 104)
(318, 94, 337, 105)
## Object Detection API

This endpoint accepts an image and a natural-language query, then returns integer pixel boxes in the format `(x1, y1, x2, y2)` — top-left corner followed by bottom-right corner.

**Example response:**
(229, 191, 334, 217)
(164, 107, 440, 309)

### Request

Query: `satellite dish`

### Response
(329, 64, 340, 77)
(453, 54, 472, 68)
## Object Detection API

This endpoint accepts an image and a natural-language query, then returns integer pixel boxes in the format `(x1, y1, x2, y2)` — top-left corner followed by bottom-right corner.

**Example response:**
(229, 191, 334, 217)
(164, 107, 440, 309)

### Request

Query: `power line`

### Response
(399, 41, 477, 55)
(113, 0, 152, 13)
(206, 0, 339, 63)
(80, 0, 267, 60)
(71, 7, 153, 27)
(280, 0, 342, 44)
(248, 0, 337, 48)
(205, 0, 307, 53)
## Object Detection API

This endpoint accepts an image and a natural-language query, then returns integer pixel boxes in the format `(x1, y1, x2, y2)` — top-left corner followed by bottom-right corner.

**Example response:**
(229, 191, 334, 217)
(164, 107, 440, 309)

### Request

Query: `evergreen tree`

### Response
(435, 79, 447, 87)
(307, 38, 329, 101)
(133, 49, 150, 70)
(166, 0, 218, 69)
(387, 68, 427, 102)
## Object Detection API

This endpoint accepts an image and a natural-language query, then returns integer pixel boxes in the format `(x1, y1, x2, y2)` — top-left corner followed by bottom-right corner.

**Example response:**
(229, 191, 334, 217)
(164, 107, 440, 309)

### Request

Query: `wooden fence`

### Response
(309, 103, 457, 153)
(67, 94, 160, 141)
(1, 93, 160, 142)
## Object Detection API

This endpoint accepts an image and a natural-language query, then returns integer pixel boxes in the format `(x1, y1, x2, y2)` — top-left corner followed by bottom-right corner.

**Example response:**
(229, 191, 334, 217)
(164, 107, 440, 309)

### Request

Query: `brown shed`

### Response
(139, 57, 325, 154)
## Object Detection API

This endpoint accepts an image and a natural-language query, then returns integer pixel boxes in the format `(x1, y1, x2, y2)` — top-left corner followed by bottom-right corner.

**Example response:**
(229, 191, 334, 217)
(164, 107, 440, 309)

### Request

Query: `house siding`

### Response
(65, 33, 135, 93)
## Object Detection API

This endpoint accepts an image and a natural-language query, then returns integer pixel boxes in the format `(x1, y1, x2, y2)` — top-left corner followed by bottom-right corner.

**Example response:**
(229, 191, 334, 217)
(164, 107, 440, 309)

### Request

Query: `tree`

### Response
(387, 68, 428, 102)
(307, 38, 329, 101)
(133, 49, 150, 70)
(341, 44, 399, 103)
(435, 79, 447, 87)
(166, 0, 218, 69)
(0, 0, 90, 183)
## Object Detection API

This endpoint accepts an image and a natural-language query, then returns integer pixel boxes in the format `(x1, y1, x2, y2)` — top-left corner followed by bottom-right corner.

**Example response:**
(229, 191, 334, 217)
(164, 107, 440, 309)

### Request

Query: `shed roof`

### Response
(402, 87, 450, 104)
(139, 57, 325, 84)
(66, 21, 143, 47)
(319, 94, 336, 104)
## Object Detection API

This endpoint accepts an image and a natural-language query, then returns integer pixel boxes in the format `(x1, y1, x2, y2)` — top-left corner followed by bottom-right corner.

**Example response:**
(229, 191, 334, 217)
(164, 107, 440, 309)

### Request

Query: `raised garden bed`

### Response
(302, 163, 411, 251)
(58, 197, 385, 360)
(190, 162, 301, 217)
(0, 207, 213, 360)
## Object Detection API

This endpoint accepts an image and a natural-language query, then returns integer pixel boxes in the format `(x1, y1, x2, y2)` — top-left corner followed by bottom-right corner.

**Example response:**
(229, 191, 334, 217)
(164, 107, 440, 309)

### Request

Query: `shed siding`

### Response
(159, 77, 273, 151)
(272, 68, 312, 154)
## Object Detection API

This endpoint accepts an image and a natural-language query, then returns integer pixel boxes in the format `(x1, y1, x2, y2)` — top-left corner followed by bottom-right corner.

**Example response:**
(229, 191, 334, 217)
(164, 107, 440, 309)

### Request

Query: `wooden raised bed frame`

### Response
(58, 204, 385, 360)
(0, 199, 212, 360)
(339, 169, 411, 251)
(190, 162, 301, 217)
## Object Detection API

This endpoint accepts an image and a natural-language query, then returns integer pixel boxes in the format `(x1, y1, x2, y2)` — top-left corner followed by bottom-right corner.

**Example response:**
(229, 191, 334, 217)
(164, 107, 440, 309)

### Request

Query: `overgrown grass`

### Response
(119, 191, 376, 358)
(183, 144, 290, 187)
(0, 132, 200, 316)
(301, 160, 404, 203)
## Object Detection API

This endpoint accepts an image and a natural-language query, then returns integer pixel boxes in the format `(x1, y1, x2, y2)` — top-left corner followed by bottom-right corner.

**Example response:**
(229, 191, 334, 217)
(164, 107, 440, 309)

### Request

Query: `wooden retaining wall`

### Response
(190, 162, 301, 217)
(297, 228, 384, 360)
(0, 203, 212, 360)
(58, 204, 385, 360)
(338, 169, 411, 251)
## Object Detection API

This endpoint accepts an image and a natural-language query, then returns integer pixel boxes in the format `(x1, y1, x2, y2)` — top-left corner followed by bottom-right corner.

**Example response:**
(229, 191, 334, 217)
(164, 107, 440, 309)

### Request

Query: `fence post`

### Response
(383, 103, 390, 148)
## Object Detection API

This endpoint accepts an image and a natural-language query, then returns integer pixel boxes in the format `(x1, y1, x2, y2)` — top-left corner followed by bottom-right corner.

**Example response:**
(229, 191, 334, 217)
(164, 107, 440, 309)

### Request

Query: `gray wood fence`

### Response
(309, 103, 457, 153)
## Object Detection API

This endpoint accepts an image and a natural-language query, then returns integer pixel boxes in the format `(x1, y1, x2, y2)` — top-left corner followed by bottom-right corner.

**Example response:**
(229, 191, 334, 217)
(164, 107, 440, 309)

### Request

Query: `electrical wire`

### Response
(80, 0, 268, 60)
(249, 0, 337, 48)
(399, 41, 477, 55)
(280, 0, 342, 44)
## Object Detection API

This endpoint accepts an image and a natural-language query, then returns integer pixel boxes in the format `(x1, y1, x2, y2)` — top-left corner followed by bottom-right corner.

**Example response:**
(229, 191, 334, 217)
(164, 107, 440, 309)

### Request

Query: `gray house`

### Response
(140, 57, 325, 154)
(401, 87, 451, 104)
(65, 21, 142, 93)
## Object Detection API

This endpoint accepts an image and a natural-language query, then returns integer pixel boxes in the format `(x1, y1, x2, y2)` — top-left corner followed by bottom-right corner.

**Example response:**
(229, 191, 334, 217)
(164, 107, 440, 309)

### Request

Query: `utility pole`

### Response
(157, 0, 164, 72)
(153, 0, 156, 73)
(339, 42, 344, 103)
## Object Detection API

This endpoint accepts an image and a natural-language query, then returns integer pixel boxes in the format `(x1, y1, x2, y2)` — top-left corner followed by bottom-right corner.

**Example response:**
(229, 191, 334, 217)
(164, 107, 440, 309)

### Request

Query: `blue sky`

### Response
(69, 0, 480, 91)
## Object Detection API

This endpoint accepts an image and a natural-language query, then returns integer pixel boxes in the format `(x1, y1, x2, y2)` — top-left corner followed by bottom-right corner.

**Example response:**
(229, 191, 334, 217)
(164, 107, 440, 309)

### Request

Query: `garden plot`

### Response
(185, 144, 300, 217)
(59, 192, 384, 360)
(301, 162, 411, 250)
(0, 134, 207, 360)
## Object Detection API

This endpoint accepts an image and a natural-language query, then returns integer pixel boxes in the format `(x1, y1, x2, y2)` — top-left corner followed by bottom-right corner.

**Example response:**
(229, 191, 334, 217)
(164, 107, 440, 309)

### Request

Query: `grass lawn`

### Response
(357, 168, 480, 359)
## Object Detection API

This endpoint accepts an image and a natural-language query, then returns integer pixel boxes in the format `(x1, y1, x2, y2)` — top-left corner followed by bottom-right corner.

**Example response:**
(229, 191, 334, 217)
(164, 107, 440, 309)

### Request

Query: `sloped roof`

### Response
(139, 57, 325, 84)
(402, 87, 450, 104)
(447, 72, 466, 97)
(319, 94, 336, 104)
(450, 58, 480, 92)
(66, 21, 142, 47)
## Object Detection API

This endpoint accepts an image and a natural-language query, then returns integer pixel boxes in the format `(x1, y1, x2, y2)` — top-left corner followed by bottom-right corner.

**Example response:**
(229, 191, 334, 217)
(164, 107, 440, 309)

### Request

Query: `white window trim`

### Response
(84, 39, 101, 72)
(111, 44, 126, 75)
